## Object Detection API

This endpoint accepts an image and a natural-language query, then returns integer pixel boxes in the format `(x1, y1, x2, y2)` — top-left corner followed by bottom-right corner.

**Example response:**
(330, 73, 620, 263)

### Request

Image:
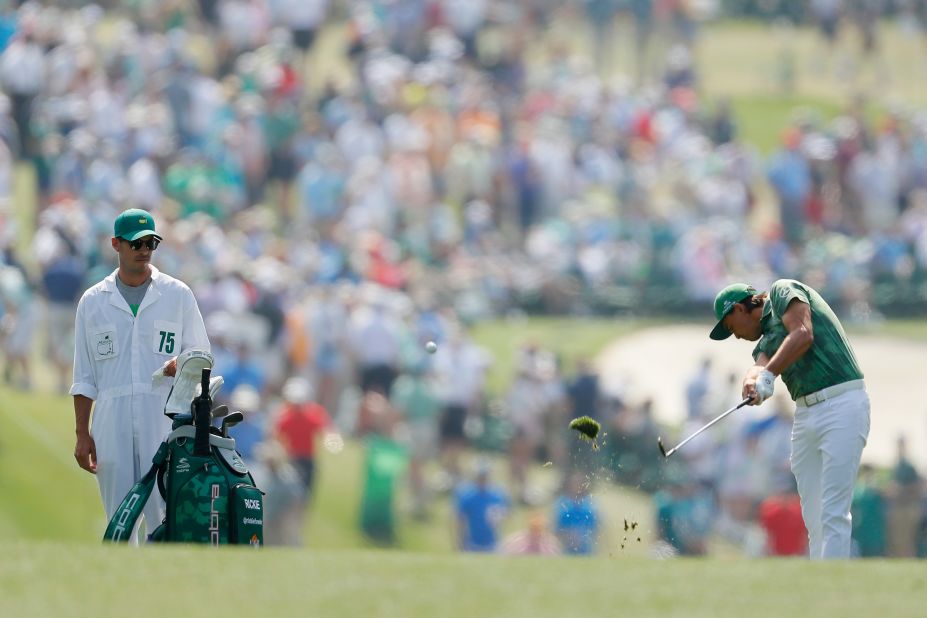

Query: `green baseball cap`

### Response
(709, 283, 757, 340)
(113, 208, 162, 242)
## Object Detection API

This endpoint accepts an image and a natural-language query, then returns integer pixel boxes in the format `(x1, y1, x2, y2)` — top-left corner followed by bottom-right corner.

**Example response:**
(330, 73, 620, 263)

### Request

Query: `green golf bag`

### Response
(103, 368, 264, 546)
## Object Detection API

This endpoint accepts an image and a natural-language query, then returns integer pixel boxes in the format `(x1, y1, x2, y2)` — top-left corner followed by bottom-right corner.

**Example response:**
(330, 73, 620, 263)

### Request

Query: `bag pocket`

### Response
(168, 461, 229, 545)
(230, 483, 264, 547)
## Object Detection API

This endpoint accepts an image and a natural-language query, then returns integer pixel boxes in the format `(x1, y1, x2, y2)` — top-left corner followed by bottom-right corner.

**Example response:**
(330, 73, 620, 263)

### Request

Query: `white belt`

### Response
(795, 379, 865, 407)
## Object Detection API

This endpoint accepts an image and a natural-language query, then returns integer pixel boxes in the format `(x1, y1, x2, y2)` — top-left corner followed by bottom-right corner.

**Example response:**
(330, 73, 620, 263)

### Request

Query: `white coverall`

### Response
(70, 266, 210, 539)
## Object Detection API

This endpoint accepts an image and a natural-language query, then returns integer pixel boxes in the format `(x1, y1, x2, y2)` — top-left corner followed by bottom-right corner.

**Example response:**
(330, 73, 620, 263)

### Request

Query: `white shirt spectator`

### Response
(219, 0, 269, 53)
(432, 335, 488, 408)
(442, 0, 489, 38)
(270, 0, 329, 29)
(127, 157, 164, 212)
(335, 115, 385, 165)
(347, 304, 401, 366)
(0, 36, 45, 96)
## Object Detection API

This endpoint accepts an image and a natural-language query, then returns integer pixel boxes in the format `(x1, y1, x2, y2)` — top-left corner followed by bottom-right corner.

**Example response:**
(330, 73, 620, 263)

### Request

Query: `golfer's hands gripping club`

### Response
(743, 367, 775, 405)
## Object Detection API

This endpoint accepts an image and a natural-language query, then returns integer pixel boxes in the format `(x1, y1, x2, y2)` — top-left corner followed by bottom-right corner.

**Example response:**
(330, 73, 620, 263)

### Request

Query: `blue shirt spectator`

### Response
(767, 137, 812, 204)
(227, 385, 266, 464)
(554, 473, 600, 555)
(454, 468, 510, 552)
(222, 346, 266, 395)
(42, 254, 85, 304)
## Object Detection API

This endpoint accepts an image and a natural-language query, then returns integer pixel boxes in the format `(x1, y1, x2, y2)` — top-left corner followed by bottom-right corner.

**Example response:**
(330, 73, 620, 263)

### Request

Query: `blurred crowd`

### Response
(0, 1, 925, 554)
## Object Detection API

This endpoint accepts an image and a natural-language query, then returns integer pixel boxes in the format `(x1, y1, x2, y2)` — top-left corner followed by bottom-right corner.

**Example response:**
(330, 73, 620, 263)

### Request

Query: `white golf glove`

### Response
(754, 369, 775, 404)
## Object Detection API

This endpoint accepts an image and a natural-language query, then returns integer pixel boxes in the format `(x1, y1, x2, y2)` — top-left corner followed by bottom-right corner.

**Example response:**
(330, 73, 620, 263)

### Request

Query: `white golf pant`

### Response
(790, 384, 869, 559)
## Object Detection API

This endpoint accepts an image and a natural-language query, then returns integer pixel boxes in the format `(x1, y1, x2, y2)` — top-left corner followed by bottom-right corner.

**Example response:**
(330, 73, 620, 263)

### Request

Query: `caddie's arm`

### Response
(181, 287, 211, 354)
(73, 395, 97, 474)
(71, 299, 98, 473)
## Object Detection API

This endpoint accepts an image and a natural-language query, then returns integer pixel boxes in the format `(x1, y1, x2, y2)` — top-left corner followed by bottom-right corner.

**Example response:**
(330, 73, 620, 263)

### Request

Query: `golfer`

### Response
(71, 208, 210, 542)
(709, 279, 869, 559)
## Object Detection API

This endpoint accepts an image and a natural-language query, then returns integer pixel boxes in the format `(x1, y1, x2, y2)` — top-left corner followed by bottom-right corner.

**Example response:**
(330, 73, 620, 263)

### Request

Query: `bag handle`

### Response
(193, 368, 212, 456)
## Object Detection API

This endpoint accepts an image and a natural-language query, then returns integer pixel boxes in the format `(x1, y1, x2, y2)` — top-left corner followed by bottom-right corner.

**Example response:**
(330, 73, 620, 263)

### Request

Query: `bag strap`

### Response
(102, 463, 159, 542)
(102, 442, 170, 543)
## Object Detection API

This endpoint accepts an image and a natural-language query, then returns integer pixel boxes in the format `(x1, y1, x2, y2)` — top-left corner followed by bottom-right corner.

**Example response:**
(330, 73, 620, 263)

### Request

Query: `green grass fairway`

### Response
(2, 542, 925, 618)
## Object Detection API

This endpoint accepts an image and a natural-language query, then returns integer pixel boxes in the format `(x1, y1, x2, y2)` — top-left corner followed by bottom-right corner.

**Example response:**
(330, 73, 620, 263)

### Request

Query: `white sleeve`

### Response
(69, 296, 98, 399)
(180, 287, 210, 354)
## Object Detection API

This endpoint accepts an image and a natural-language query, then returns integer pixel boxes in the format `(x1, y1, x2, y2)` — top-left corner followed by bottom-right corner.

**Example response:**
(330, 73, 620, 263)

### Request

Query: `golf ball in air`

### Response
(425, 341, 438, 354)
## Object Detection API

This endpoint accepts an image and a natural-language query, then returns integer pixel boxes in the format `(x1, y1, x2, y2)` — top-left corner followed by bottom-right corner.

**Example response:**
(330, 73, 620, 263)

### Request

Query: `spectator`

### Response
(553, 472, 600, 555)
(852, 463, 887, 557)
(347, 289, 401, 396)
(222, 343, 266, 398)
(0, 27, 45, 158)
(607, 398, 662, 492)
(253, 438, 306, 546)
(0, 263, 35, 389)
(565, 358, 601, 471)
(34, 221, 86, 393)
(653, 466, 713, 557)
(685, 358, 713, 422)
(433, 328, 489, 483)
(501, 511, 561, 556)
(767, 127, 812, 246)
(227, 384, 266, 466)
(359, 400, 407, 545)
(273, 376, 339, 517)
(390, 357, 442, 520)
(505, 350, 548, 504)
(453, 458, 509, 552)
(758, 477, 808, 557)
(886, 436, 923, 558)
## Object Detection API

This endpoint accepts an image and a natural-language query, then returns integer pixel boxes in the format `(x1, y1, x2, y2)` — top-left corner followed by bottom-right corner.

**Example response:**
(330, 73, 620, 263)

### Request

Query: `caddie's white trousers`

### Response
(790, 383, 870, 559)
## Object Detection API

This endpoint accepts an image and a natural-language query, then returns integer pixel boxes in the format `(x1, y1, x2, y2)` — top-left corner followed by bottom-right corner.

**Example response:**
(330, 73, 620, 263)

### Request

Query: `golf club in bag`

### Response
(104, 362, 264, 546)
(657, 396, 753, 459)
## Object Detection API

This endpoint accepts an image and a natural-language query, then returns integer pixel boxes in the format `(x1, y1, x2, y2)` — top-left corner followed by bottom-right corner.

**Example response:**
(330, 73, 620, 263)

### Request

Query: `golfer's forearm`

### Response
(74, 395, 93, 436)
(764, 329, 813, 376)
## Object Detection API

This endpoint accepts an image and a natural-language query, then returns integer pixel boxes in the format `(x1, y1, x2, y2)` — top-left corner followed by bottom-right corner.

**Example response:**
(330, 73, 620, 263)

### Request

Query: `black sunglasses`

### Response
(124, 237, 160, 251)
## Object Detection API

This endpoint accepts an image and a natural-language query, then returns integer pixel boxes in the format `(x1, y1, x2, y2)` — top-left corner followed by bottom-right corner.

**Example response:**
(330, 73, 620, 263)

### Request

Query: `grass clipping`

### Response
(569, 416, 601, 449)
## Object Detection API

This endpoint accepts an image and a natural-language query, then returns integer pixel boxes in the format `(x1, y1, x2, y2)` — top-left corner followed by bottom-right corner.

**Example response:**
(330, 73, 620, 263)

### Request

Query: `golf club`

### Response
(210, 404, 230, 421)
(220, 411, 244, 438)
(658, 396, 753, 459)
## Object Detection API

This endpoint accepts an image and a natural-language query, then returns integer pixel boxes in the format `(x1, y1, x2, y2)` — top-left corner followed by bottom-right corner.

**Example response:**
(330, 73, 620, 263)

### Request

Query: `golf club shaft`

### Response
(665, 397, 752, 457)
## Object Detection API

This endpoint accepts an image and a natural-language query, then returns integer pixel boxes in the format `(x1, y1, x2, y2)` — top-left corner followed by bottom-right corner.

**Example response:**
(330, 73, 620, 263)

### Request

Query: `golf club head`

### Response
(210, 404, 230, 420)
(220, 411, 244, 437)
(657, 436, 668, 458)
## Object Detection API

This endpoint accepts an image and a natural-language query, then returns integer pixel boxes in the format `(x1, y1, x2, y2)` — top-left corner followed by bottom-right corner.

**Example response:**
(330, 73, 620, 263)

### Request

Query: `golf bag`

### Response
(103, 367, 264, 546)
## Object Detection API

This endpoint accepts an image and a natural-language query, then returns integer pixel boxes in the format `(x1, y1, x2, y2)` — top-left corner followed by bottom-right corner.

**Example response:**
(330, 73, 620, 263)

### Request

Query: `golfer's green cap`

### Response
(113, 208, 162, 242)
(709, 283, 757, 340)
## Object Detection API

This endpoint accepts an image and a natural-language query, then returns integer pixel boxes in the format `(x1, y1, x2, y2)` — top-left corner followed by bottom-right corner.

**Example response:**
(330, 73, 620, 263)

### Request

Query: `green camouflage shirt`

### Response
(752, 279, 863, 400)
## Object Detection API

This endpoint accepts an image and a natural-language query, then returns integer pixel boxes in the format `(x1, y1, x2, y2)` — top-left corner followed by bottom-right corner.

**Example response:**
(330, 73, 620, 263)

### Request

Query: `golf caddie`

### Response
(709, 279, 870, 559)
(71, 209, 210, 543)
